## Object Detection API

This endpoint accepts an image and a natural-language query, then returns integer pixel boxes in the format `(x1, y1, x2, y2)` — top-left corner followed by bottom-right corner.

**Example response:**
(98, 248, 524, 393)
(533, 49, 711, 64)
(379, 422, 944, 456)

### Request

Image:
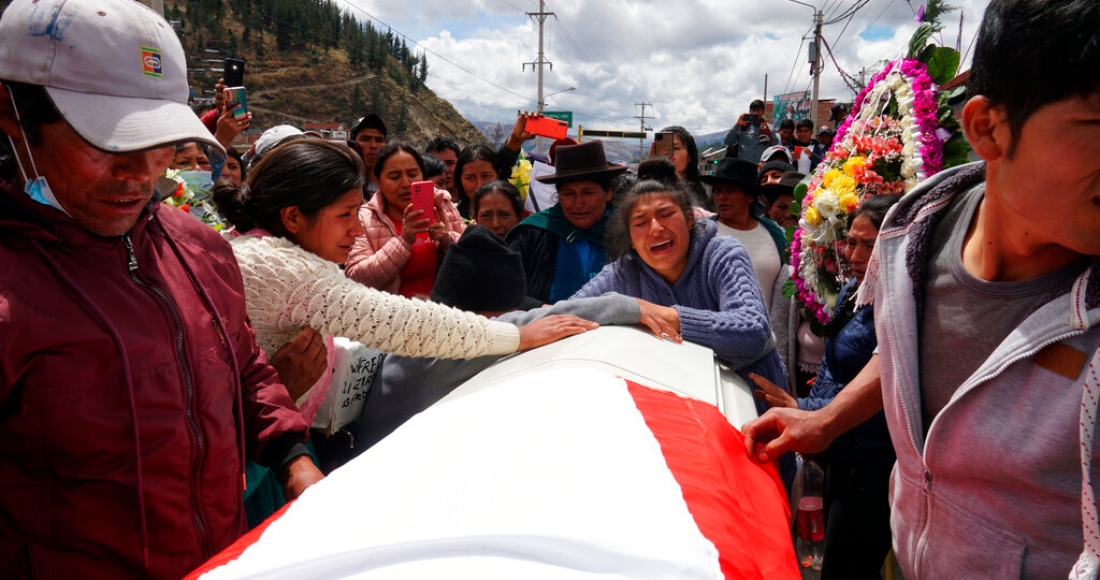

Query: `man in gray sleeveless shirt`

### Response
(743, 0, 1100, 578)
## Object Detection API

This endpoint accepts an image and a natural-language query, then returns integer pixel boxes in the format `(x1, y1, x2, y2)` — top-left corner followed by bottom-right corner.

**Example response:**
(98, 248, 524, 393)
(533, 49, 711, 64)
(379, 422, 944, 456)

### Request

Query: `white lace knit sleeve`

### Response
(232, 235, 520, 359)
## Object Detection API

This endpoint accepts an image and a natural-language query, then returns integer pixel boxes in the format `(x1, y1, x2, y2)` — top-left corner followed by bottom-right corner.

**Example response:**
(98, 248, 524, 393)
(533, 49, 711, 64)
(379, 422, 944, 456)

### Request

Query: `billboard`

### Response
(772, 90, 812, 125)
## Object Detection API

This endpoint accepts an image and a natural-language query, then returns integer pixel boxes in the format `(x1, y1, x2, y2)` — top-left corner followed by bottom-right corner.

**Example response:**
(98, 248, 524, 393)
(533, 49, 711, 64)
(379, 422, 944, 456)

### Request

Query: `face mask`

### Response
(7, 90, 71, 216)
(25, 176, 68, 214)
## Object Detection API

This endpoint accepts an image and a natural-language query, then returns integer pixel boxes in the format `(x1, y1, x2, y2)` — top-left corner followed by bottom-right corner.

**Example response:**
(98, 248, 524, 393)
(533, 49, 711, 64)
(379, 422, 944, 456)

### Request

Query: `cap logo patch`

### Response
(141, 46, 162, 78)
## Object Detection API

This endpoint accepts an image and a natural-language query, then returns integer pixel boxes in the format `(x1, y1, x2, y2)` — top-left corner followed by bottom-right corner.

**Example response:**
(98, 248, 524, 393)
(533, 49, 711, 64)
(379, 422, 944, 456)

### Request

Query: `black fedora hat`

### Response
(760, 171, 806, 203)
(535, 140, 628, 185)
(700, 157, 759, 192)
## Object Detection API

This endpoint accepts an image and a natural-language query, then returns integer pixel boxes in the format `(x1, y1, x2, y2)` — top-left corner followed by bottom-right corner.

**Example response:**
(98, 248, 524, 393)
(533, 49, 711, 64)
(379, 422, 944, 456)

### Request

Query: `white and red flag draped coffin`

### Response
(189, 330, 798, 580)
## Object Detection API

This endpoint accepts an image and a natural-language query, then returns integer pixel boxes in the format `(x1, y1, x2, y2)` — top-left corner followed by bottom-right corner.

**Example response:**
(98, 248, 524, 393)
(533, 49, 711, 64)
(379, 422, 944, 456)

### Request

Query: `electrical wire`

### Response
(783, 28, 812, 95)
(825, 0, 871, 25)
(832, 0, 896, 55)
(820, 35, 863, 95)
(335, 0, 535, 104)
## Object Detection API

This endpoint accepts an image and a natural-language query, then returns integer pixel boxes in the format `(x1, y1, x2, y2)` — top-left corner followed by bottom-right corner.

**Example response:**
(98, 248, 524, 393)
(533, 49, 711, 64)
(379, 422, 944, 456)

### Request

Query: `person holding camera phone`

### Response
(724, 99, 774, 164)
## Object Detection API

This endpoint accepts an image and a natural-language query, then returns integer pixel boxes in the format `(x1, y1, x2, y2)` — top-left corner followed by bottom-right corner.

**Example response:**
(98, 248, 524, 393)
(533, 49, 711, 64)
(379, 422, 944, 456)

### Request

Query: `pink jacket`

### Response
(345, 189, 465, 293)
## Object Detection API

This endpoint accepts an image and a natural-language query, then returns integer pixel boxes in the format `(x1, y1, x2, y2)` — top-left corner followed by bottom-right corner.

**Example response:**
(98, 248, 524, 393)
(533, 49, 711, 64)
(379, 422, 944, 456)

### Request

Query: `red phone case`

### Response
(525, 116, 568, 140)
(410, 181, 435, 223)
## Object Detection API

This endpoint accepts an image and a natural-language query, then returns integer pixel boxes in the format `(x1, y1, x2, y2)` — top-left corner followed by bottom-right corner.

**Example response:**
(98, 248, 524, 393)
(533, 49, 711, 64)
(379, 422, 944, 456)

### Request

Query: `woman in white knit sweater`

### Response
(212, 140, 597, 401)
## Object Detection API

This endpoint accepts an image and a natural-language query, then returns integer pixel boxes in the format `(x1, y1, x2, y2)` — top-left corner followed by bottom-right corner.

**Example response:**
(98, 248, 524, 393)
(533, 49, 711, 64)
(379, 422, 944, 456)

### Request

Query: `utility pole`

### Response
(790, 0, 823, 129)
(634, 102, 653, 162)
(523, 0, 554, 151)
(810, 7, 823, 130)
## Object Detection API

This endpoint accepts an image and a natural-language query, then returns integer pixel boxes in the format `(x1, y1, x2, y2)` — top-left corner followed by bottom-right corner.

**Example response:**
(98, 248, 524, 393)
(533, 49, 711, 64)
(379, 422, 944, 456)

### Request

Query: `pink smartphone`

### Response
(410, 181, 435, 223)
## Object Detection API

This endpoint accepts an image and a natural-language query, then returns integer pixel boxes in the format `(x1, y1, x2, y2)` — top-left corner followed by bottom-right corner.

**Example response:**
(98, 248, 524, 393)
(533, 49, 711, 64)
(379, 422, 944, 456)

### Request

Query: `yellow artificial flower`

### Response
(805, 206, 822, 226)
(510, 157, 533, 202)
(839, 192, 860, 211)
(832, 175, 858, 197)
(842, 155, 866, 176)
(822, 168, 842, 189)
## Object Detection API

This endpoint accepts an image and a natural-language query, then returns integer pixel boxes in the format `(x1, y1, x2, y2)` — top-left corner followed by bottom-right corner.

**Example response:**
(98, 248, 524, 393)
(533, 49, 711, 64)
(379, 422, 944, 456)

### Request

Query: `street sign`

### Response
(580, 129, 647, 139)
(543, 111, 573, 127)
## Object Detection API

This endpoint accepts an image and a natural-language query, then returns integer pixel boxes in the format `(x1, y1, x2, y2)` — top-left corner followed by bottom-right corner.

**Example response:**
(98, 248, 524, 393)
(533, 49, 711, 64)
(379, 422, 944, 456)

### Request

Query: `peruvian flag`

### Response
(189, 368, 798, 579)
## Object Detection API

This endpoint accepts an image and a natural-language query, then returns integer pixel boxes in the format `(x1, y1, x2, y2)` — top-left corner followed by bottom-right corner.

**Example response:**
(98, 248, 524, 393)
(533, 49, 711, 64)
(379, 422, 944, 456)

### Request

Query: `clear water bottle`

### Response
(792, 454, 825, 575)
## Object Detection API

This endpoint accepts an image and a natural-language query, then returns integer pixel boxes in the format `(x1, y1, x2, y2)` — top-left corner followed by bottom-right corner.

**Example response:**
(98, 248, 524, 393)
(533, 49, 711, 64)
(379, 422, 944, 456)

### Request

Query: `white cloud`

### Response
(344, 0, 991, 136)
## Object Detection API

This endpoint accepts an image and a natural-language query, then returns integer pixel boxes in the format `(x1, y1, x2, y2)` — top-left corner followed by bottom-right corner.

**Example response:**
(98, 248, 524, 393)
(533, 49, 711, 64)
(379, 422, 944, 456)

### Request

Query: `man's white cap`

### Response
(245, 124, 304, 166)
(0, 0, 222, 154)
(760, 145, 794, 164)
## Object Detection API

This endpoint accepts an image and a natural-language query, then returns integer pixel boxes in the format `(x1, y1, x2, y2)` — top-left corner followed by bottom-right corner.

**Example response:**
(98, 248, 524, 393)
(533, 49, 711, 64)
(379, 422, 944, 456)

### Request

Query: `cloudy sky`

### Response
(340, 0, 990, 136)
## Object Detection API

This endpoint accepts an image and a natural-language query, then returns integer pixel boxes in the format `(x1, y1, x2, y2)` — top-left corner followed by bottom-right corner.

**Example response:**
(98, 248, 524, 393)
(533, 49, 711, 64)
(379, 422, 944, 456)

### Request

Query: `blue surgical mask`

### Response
(7, 90, 71, 216)
(24, 175, 70, 216)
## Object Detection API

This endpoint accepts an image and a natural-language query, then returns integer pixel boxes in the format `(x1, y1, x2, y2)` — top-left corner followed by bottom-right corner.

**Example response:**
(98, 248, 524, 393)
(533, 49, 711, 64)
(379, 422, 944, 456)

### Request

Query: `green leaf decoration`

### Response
(782, 278, 798, 299)
(937, 85, 967, 107)
(918, 44, 937, 65)
(926, 47, 961, 85)
(941, 134, 972, 168)
(937, 104, 955, 125)
(793, 182, 809, 203)
(908, 23, 934, 58)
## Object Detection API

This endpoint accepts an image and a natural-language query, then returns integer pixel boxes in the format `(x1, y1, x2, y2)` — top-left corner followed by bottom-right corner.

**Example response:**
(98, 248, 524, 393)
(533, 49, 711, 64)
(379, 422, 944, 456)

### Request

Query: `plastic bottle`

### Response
(792, 454, 825, 575)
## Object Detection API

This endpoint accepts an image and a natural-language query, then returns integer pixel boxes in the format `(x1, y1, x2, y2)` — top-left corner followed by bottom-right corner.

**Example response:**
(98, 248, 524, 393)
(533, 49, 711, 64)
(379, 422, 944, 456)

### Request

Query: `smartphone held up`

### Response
(524, 115, 568, 140)
(653, 131, 674, 159)
(410, 181, 436, 242)
(223, 57, 247, 119)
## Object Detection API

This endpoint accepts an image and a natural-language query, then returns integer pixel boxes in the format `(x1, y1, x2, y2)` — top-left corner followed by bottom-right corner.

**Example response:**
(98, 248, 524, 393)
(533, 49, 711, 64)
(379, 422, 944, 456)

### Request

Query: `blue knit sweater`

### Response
(572, 220, 789, 405)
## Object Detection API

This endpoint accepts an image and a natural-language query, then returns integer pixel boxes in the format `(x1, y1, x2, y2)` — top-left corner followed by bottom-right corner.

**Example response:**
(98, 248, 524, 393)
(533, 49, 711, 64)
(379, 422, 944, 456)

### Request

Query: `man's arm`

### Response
(742, 354, 884, 462)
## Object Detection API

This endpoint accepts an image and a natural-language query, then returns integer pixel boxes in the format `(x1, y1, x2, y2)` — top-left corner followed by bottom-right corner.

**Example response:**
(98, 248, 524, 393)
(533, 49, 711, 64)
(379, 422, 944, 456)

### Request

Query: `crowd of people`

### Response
(1, 0, 1098, 578)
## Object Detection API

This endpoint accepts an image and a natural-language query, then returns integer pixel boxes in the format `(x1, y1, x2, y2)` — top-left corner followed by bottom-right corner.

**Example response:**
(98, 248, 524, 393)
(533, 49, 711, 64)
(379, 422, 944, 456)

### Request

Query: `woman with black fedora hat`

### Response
(505, 140, 628, 304)
(700, 157, 788, 304)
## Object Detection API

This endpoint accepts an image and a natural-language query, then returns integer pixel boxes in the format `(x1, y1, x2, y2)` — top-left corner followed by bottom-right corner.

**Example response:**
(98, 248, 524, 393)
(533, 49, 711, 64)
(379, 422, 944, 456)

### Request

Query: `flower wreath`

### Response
(788, 20, 971, 326)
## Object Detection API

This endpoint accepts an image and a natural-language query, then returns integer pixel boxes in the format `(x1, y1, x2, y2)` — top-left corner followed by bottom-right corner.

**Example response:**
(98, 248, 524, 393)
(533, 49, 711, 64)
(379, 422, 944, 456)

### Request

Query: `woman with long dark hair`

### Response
(344, 142, 466, 298)
(214, 139, 595, 370)
(571, 178, 788, 398)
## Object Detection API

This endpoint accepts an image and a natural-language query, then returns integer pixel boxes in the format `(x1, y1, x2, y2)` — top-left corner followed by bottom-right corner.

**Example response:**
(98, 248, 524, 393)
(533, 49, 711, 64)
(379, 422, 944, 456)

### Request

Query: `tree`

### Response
(490, 122, 505, 149)
(395, 96, 409, 135)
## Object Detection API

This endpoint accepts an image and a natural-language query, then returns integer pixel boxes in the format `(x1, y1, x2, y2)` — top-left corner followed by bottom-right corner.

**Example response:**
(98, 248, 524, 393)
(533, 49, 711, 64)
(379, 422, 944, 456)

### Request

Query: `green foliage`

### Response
(782, 278, 798, 300)
(917, 44, 937, 65)
(922, 0, 959, 33)
(926, 47, 960, 85)
(941, 134, 971, 169)
(908, 23, 934, 59)
(937, 85, 966, 106)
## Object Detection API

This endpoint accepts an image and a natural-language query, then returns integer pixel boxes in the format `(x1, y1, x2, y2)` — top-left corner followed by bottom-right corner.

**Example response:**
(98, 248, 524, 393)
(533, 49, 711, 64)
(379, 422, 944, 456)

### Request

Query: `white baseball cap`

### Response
(244, 125, 320, 167)
(0, 0, 222, 154)
(760, 145, 794, 164)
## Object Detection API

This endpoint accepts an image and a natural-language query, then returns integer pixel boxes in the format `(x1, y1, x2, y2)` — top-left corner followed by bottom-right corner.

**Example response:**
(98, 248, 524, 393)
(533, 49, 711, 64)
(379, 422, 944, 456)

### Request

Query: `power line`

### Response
(825, 0, 872, 25)
(833, 0, 896, 55)
(783, 26, 813, 95)
(820, 35, 863, 95)
(335, 0, 534, 105)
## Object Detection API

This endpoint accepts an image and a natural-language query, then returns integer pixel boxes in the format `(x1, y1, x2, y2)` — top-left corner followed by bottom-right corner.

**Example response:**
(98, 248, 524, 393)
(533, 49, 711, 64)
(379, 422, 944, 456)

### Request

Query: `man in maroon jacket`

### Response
(0, 0, 322, 578)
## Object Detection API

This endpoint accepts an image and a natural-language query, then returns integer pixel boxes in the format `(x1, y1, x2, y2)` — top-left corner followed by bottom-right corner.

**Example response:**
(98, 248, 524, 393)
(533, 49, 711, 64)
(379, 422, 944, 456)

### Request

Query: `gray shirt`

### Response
(918, 183, 1088, 433)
